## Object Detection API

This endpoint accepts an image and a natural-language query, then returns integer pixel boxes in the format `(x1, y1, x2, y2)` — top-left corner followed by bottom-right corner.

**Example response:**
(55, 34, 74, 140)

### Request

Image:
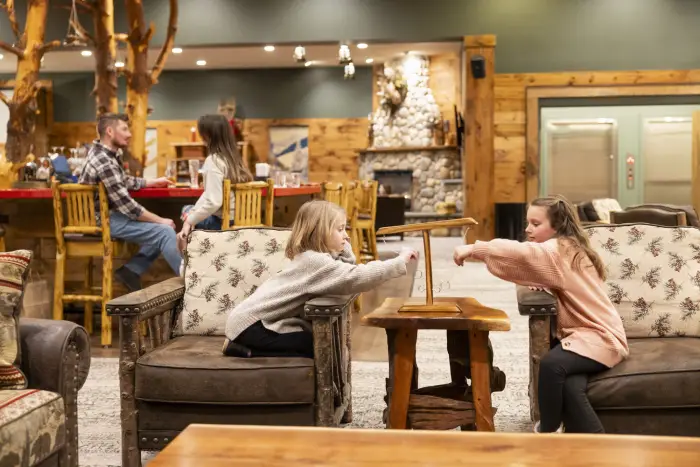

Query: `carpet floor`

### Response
(77, 238, 533, 466)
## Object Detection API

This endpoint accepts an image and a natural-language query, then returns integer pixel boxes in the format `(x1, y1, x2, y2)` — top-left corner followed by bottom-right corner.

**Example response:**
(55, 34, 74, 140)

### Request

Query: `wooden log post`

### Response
(463, 35, 496, 241)
(0, 0, 61, 163)
(120, 0, 178, 168)
(93, 0, 118, 115)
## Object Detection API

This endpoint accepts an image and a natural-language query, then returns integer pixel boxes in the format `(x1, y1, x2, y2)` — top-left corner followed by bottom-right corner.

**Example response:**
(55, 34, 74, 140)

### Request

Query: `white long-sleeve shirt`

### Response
(186, 155, 234, 226)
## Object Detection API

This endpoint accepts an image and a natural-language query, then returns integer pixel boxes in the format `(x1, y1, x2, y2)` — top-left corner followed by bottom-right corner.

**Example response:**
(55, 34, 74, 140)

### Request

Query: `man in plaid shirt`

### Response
(79, 113, 181, 291)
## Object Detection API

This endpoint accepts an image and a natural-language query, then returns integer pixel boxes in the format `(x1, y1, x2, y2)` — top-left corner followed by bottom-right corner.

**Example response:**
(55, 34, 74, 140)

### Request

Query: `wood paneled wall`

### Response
(494, 70, 700, 204)
(51, 118, 369, 182)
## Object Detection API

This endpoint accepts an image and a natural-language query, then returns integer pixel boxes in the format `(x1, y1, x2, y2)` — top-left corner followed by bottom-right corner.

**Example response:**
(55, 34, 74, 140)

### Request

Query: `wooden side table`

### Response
(362, 297, 511, 432)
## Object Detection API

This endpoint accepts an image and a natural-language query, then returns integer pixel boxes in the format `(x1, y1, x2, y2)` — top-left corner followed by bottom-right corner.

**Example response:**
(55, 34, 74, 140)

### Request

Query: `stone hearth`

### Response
(358, 145, 463, 213)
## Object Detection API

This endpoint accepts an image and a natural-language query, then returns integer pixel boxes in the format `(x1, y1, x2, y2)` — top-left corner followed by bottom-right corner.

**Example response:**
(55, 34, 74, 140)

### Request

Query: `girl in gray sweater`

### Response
(223, 200, 417, 358)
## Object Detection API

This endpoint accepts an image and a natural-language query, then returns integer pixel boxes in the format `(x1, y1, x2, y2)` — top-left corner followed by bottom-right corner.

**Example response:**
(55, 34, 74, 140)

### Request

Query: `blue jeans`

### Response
(181, 205, 229, 230)
(109, 212, 182, 275)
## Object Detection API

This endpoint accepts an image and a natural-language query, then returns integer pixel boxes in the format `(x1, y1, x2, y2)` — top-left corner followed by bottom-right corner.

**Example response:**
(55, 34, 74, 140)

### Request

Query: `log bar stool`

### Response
(52, 181, 127, 347)
(222, 179, 274, 229)
(362, 218, 511, 432)
(355, 179, 379, 262)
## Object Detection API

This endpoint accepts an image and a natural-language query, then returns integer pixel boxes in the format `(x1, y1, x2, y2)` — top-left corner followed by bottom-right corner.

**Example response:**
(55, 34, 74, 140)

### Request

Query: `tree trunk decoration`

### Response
(0, 0, 62, 163)
(120, 0, 178, 167)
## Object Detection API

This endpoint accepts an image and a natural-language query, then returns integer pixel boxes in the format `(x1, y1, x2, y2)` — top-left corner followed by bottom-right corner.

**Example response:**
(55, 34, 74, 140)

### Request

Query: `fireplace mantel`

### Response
(357, 145, 458, 155)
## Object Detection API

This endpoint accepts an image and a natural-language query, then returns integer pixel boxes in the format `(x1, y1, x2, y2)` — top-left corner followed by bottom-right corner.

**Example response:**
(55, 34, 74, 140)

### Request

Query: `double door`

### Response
(540, 105, 700, 208)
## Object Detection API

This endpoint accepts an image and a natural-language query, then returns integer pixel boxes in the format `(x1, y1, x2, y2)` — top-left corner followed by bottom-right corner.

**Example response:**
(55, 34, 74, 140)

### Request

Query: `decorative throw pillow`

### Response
(591, 198, 622, 223)
(587, 224, 700, 338)
(0, 250, 32, 390)
(174, 228, 291, 336)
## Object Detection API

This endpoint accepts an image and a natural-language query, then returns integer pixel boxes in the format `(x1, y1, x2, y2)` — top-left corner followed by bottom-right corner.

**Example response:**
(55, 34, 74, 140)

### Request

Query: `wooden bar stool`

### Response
(355, 179, 379, 262)
(51, 181, 127, 347)
(222, 179, 275, 229)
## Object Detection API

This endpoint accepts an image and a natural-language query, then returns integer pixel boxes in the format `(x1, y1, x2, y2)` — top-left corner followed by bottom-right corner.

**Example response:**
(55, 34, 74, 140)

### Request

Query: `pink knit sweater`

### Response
(472, 238, 629, 368)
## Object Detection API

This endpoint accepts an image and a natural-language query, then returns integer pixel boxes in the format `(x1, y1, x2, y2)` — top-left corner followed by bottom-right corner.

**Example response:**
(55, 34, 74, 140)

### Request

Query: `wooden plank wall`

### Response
(50, 118, 369, 183)
(494, 70, 700, 204)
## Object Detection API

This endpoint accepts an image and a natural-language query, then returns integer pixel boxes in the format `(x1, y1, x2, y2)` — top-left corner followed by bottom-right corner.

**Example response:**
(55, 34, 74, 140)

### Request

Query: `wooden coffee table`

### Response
(148, 424, 700, 466)
(362, 296, 510, 432)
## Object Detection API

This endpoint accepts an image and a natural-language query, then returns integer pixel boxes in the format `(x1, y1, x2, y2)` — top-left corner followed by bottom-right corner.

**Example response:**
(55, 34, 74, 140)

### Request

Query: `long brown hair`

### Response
(285, 200, 346, 259)
(197, 114, 252, 183)
(530, 195, 606, 280)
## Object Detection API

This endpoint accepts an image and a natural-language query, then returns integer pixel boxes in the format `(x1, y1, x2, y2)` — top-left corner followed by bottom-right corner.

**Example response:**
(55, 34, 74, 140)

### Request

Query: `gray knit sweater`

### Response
(224, 243, 407, 340)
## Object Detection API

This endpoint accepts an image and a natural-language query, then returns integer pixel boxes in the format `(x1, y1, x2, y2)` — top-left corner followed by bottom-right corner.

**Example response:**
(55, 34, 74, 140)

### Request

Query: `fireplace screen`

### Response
(373, 170, 413, 210)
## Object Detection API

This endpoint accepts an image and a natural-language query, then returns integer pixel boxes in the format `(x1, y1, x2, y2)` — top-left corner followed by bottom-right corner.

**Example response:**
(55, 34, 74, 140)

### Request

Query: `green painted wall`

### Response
(2, 0, 698, 73)
(1, 66, 373, 122)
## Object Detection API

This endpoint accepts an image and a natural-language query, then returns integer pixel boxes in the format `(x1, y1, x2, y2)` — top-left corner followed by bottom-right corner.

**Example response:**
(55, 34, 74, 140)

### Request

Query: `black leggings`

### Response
(229, 321, 314, 358)
(538, 343, 608, 433)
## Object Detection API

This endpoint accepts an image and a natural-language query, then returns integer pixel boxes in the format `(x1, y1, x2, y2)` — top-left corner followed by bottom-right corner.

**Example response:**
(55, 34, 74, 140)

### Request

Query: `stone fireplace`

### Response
(358, 53, 463, 236)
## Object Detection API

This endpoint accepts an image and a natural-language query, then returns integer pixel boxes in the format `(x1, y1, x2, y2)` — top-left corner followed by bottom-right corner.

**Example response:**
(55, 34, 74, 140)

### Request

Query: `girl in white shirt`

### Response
(177, 114, 252, 251)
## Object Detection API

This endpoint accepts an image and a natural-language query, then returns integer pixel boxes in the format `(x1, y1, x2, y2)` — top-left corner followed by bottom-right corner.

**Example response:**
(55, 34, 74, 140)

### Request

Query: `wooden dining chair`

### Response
(51, 180, 127, 347)
(221, 178, 275, 229)
(355, 180, 379, 262)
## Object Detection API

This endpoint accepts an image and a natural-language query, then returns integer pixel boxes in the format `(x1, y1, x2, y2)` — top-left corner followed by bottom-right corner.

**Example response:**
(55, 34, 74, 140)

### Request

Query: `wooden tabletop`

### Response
(362, 297, 511, 332)
(149, 424, 700, 466)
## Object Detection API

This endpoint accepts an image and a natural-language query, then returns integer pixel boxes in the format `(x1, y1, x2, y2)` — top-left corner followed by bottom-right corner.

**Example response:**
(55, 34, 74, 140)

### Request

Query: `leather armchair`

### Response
(518, 223, 700, 436)
(107, 277, 354, 467)
(12, 319, 91, 467)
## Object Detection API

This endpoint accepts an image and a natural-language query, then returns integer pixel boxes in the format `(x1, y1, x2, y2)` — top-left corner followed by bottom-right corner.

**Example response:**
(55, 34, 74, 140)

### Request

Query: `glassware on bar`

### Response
(188, 160, 201, 188)
(287, 172, 301, 188)
(274, 170, 287, 187)
(165, 160, 177, 183)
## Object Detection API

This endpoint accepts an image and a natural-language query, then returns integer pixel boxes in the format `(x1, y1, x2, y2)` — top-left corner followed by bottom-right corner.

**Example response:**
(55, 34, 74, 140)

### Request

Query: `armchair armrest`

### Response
(303, 294, 357, 319)
(20, 318, 91, 464)
(516, 285, 558, 316)
(107, 277, 185, 318)
(19, 318, 91, 395)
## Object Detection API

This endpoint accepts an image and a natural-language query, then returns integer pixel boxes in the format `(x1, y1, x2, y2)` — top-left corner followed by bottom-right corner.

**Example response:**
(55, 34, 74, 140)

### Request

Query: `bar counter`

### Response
(0, 184, 321, 199)
(0, 184, 320, 306)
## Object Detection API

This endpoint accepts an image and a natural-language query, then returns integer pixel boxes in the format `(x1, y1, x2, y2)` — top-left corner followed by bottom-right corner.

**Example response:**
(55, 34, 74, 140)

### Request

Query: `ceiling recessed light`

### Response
(357, 43, 368, 49)
(115, 61, 125, 68)
(264, 45, 275, 52)
(0, 54, 4, 60)
(365, 58, 374, 64)
(196, 59, 207, 66)
(172, 47, 183, 54)
(81, 50, 92, 57)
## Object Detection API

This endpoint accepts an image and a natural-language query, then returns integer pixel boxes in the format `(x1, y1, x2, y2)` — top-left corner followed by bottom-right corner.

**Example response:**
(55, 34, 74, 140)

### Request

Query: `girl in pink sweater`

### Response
(454, 195, 628, 434)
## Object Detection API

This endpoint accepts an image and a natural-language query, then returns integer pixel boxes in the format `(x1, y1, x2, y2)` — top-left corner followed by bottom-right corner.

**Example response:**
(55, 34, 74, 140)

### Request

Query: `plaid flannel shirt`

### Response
(79, 141, 146, 220)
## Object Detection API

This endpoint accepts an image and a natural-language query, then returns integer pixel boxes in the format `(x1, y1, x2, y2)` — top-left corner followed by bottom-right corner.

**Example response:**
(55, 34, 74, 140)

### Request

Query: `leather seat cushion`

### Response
(135, 336, 315, 404)
(588, 338, 700, 410)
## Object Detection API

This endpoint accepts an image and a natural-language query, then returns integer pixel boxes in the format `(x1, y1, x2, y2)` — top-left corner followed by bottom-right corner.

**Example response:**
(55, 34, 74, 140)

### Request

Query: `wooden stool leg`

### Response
(53, 253, 66, 321)
(0, 236, 6, 252)
(84, 258, 94, 335)
(469, 329, 495, 431)
(388, 328, 418, 429)
(101, 254, 113, 347)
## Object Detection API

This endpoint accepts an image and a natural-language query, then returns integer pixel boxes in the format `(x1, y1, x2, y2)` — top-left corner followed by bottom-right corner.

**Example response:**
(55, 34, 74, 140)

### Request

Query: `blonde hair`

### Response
(530, 194, 606, 280)
(285, 200, 346, 259)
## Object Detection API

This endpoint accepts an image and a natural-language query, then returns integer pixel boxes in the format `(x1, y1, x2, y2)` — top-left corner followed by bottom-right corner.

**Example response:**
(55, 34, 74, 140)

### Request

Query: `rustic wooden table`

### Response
(362, 297, 510, 432)
(148, 424, 700, 466)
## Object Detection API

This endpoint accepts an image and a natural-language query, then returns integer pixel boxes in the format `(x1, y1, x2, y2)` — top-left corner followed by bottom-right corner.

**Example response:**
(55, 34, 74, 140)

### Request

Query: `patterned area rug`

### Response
(77, 238, 533, 466)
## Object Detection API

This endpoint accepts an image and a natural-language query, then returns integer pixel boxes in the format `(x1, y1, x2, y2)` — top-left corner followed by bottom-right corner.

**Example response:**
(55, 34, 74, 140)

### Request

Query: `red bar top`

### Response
(0, 184, 321, 200)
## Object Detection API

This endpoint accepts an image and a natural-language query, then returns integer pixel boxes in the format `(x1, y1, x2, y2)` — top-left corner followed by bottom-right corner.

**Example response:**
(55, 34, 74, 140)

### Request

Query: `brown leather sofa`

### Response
(518, 223, 700, 436)
(626, 203, 700, 227)
(610, 208, 687, 226)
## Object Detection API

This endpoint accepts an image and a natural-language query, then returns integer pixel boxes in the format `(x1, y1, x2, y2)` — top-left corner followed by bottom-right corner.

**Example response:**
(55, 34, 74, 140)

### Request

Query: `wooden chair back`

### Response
(356, 179, 378, 221)
(51, 180, 111, 249)
(321, 182, 346, 207)
(221, 178, 275, 229)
